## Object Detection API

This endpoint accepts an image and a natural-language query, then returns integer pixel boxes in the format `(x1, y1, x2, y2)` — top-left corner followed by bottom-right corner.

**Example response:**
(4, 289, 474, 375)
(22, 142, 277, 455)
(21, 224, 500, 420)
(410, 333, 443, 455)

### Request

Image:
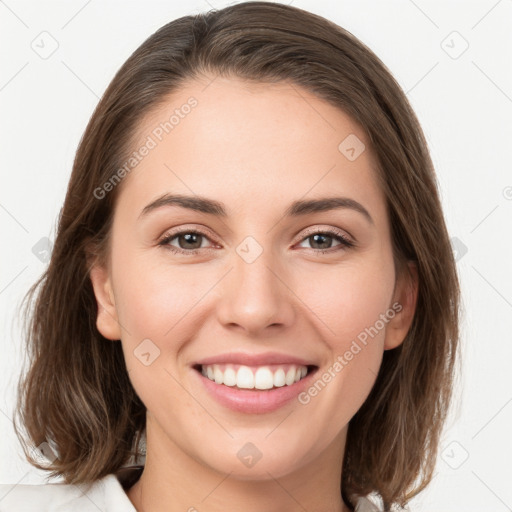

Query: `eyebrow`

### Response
(139, 193, 374, 225)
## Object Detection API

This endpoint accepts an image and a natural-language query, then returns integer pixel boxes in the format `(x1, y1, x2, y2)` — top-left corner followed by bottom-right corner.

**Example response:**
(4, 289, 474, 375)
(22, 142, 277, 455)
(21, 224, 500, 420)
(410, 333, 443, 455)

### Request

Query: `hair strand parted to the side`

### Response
(13, 2, 460, 510)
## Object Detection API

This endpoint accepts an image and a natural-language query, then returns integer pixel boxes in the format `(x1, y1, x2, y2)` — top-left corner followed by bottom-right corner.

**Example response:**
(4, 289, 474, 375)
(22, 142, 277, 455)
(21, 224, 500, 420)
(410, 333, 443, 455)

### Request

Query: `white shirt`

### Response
(0, 465, 382, 511)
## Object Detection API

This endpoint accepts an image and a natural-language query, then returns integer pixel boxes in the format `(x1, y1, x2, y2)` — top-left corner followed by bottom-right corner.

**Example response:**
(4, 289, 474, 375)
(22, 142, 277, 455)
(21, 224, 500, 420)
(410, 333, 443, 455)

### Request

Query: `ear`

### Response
(88, 259, 122, 341)
(384, 261, 418, 350)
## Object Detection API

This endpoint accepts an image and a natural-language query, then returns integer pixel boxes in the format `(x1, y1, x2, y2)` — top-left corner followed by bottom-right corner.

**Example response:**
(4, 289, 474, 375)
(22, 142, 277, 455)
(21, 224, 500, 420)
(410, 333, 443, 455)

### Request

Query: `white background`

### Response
(1, 1, 511, 510)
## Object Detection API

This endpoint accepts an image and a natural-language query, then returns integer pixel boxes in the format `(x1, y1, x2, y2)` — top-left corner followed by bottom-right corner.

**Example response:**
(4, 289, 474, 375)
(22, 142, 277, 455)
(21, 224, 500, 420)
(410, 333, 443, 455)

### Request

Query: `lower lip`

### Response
(193, 367, 317, 414)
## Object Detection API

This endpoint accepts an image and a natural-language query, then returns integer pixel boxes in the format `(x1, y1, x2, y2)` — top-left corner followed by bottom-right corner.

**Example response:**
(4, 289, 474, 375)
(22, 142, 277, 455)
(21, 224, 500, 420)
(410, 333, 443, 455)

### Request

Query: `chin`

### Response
(200, 445, 309, 481)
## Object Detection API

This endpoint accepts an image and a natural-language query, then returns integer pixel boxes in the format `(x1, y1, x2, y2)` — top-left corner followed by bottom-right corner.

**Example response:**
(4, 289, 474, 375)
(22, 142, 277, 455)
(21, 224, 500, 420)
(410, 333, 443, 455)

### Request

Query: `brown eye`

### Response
(158, 230, 214, 255)
(307, 233, 336, 250)
(174, 232, 204, 250)
(297, 230, 354, 253)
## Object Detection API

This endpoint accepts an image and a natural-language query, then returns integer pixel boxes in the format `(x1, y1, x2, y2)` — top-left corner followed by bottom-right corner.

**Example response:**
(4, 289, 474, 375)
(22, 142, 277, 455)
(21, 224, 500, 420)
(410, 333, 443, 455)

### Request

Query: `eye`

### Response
(158, 229, 215, 255)
(295, 228, 355, 254)
(158, 227, 355, 256)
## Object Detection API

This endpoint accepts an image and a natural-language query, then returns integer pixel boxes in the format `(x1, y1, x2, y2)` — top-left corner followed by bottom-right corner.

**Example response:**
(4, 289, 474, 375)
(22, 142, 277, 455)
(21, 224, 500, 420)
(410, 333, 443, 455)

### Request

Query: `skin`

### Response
(90, 75, 418, 512)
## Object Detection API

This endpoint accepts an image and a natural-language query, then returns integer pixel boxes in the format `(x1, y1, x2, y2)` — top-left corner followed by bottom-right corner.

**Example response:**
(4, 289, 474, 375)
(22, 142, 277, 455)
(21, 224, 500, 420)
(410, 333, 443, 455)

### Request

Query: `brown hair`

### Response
(13, 2, 460, 510)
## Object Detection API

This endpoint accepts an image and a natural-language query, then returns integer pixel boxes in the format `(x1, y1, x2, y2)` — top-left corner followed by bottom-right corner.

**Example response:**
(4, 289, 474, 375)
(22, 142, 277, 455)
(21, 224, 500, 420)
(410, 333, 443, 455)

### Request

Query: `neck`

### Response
(126, 418, 352, 512)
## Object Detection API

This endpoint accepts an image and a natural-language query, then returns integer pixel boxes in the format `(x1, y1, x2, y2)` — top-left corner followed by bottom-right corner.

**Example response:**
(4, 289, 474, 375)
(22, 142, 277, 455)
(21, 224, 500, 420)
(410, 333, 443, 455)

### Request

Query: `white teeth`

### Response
(285, 367, 296, 385)
(254, 367, 274, 390)
(236, 366, 254, 389)
(213, 366, 223, 384)
(223, 366, 237, 387)
(273, 368, 286, 387)
(200, 364, 310, 389)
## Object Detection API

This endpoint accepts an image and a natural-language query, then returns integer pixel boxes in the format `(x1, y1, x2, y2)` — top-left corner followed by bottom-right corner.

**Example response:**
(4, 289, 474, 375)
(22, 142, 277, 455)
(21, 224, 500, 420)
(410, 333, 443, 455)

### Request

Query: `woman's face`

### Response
(91, 75, 416, 481)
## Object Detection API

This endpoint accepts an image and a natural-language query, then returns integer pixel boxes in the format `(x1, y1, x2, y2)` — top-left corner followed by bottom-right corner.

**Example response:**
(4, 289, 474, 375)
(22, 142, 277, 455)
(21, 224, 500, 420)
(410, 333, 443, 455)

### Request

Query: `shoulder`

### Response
(0, 466, 142, 511)
(0, 467, 391, 512)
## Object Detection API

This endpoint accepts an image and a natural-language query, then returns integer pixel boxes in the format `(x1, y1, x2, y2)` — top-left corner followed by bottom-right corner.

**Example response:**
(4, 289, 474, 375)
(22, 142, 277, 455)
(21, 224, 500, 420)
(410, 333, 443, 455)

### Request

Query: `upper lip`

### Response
(194, 352, 318, 367)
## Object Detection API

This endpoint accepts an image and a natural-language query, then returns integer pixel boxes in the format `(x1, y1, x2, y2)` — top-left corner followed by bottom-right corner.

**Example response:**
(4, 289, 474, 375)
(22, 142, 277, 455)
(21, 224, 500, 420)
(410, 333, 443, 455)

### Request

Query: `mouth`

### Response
(190, 352, 320, 413)
(192, 363, 318, 391)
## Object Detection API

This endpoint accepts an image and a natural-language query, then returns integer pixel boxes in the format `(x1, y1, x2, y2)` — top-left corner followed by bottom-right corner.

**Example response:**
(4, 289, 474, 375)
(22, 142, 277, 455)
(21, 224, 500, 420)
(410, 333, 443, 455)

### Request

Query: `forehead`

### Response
(116, 75, 386, 224)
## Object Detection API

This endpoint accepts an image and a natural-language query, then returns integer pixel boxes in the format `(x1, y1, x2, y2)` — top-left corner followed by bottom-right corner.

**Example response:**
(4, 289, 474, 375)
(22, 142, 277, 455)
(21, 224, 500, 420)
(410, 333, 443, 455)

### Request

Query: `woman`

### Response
(1, 2, 460, 511)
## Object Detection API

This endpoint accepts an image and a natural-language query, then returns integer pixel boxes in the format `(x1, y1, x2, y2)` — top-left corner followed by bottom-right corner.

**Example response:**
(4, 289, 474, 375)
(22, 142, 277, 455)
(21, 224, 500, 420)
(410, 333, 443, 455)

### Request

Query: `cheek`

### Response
(331, 285, 391, 350)
(293, 258, 394, 416)
(297, 257, 395, 348)
(110, 250, 204, 407)
(112, 246, 204, 341)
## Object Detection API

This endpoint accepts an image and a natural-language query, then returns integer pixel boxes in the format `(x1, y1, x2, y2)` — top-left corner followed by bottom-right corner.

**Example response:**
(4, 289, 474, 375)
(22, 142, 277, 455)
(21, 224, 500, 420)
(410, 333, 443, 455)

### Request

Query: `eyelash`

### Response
(157, 227, 355, 256)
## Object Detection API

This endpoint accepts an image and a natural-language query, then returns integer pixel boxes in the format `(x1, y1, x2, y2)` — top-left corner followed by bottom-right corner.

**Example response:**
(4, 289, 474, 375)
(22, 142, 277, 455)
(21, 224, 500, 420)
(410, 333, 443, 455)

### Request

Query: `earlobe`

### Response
(384, 261, 419, 351)
(89, 263, 122, 341)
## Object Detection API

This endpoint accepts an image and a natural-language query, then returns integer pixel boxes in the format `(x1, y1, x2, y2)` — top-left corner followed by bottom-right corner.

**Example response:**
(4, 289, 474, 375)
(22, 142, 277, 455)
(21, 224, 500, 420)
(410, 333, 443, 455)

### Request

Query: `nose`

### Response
(215, 244, 296, 336)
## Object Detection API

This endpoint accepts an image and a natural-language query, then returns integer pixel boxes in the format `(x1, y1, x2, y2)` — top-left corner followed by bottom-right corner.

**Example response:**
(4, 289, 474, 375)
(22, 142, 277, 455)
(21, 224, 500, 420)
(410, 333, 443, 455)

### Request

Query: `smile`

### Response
(197, 363, 312, 390)
(191, 354, 319, 414)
